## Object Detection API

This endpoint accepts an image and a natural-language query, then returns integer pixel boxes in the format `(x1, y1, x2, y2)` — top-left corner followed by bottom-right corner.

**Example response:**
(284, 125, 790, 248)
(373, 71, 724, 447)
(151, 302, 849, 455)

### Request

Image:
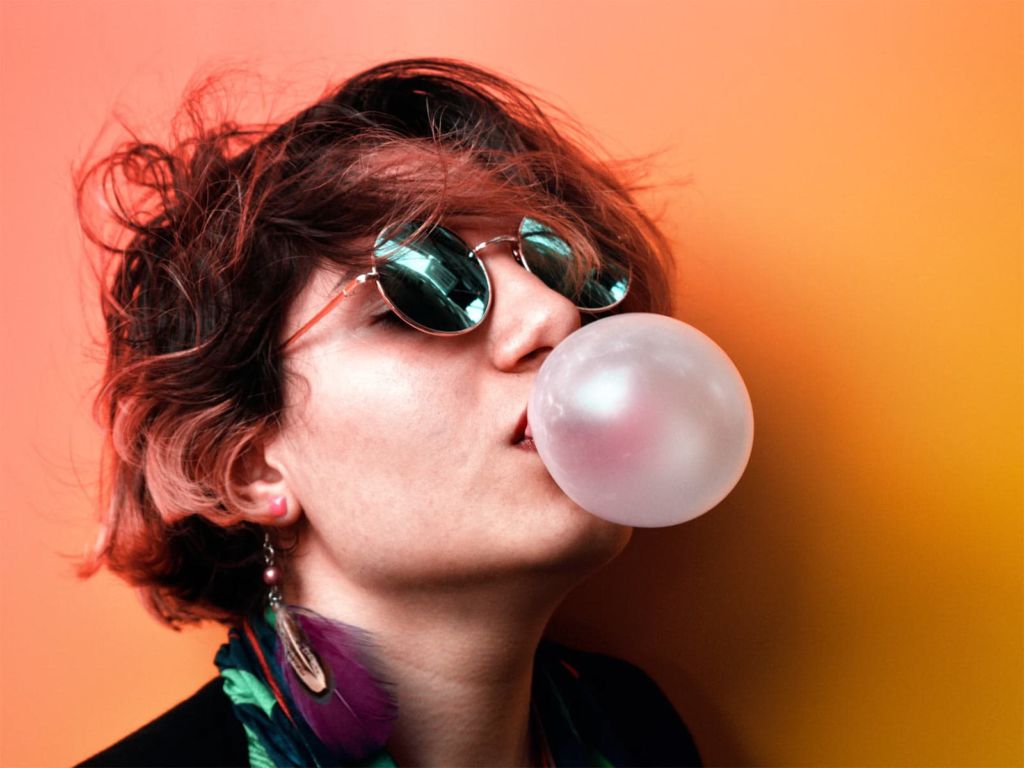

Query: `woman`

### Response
(75, 58, 701, 767)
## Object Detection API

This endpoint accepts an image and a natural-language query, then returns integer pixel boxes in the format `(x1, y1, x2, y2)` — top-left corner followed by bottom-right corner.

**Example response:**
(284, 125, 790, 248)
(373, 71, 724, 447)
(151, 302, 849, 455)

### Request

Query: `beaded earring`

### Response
(261, 526, 399, 760)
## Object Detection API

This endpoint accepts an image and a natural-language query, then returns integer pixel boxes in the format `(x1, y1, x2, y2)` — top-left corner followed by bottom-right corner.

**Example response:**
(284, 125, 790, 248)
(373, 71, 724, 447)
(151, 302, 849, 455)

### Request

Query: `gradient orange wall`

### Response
(1, 1, 1020, 765)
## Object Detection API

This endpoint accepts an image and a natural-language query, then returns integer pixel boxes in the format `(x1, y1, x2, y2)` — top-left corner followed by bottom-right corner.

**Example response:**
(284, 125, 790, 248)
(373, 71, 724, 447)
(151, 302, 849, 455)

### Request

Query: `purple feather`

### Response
(273, 605, 399, 760)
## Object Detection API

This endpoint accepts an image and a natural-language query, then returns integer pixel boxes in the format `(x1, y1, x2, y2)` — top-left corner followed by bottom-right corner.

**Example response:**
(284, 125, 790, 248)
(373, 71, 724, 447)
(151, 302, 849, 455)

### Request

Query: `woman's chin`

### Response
(526, 503, 633, 573)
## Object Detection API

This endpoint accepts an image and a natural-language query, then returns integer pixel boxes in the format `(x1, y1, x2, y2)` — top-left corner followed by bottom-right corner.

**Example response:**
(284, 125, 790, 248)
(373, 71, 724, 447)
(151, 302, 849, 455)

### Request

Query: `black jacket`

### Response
(79, 643, 701, 767)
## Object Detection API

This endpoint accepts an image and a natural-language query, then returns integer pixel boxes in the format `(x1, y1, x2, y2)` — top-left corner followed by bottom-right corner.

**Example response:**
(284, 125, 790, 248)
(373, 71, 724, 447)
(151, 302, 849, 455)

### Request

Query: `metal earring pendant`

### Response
(263, 533, 329, 694)
(261, 532, 399, 759)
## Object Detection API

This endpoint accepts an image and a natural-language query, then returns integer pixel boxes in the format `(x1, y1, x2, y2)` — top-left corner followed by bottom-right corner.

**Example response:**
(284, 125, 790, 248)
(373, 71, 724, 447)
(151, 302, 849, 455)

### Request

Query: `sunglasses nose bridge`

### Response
(468, 234, 520, 260)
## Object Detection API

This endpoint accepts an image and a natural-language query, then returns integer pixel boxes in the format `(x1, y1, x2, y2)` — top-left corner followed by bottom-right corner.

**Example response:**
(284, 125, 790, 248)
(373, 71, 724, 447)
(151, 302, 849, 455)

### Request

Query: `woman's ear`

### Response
(231, 432, 302, 527)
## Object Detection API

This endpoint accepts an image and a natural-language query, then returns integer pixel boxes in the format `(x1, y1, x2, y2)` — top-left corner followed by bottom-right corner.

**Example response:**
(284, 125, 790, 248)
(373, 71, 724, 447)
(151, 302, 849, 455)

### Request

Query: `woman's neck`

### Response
(289, 555, 584, 766)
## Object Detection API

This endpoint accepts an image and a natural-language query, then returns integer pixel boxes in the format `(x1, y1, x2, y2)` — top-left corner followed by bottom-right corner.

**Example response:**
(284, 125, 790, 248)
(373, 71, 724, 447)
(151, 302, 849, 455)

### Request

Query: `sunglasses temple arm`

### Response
(280, 275, 365, 350)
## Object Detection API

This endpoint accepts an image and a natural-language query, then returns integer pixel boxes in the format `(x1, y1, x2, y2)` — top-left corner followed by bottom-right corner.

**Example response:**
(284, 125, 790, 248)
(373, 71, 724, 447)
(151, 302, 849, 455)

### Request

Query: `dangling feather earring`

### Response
(262, 530, 399, 760)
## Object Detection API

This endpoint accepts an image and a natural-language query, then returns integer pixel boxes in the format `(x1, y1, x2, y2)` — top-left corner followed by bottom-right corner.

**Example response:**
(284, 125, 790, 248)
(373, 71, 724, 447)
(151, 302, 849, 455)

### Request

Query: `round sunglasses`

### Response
(281, 216, 631, 349)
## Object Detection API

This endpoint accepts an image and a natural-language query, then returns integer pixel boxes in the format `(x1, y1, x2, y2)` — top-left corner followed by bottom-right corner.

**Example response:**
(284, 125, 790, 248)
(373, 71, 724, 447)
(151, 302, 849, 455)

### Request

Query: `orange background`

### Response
(1, 1, 1020, 766)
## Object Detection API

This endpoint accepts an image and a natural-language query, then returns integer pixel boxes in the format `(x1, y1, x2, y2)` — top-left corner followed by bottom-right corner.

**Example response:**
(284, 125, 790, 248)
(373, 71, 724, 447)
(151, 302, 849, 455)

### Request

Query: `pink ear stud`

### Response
(268, 496, 288, 518)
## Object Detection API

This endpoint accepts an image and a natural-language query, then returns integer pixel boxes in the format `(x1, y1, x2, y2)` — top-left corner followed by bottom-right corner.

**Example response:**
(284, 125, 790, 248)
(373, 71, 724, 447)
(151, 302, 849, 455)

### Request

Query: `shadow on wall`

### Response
(549, 372, 814, 766)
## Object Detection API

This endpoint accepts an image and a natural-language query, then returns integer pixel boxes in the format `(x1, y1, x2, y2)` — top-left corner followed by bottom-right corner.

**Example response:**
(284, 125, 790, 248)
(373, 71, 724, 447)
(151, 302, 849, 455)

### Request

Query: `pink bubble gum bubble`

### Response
(528, 313, 754, 528)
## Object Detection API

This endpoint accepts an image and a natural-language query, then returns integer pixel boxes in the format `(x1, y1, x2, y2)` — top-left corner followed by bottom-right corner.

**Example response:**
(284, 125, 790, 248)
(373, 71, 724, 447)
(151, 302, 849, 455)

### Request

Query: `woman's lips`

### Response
(515, 437, 537, 451)
(512, 407, 535, 449)
(512, 408, 528, 444)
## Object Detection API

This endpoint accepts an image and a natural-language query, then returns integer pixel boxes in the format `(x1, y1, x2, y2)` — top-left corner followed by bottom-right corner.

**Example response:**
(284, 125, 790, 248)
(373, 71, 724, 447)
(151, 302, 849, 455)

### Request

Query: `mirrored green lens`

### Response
(373, 224, 490, 333)
(518, 217, 629, 311)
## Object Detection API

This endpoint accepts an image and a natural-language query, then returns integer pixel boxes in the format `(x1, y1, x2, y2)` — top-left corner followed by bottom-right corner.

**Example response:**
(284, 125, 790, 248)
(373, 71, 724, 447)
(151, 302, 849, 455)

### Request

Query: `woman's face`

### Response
(270, 214, 633, 594)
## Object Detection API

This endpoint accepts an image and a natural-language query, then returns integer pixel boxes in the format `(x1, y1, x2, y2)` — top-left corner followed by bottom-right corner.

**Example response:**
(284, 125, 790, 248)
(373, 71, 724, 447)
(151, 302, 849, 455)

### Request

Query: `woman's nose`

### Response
(482, 252, 581, 373)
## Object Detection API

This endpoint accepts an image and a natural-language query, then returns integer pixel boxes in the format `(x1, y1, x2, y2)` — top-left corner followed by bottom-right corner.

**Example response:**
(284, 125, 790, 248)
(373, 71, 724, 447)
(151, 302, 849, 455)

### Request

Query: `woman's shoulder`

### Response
(75, 678, 248, 768)
(539, 638, 703, 767)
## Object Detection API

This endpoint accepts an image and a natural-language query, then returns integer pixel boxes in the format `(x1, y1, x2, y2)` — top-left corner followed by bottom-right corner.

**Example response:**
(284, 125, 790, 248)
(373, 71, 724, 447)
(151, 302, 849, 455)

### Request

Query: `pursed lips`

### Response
(511, 407, 535, 449)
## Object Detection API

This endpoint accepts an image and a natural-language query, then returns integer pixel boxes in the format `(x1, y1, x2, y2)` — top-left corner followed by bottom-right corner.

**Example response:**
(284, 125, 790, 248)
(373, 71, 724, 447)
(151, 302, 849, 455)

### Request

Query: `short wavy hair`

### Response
(75, 58, 678, 627)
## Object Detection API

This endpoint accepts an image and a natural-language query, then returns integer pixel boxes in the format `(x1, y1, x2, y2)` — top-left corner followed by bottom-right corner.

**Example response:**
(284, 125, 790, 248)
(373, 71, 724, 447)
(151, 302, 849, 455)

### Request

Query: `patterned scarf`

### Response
(215, 609, 631, 767)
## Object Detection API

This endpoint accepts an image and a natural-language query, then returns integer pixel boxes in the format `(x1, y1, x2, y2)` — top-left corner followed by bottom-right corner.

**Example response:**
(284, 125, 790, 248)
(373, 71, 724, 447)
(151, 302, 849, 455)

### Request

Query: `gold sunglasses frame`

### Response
(280, 217, 629, 350)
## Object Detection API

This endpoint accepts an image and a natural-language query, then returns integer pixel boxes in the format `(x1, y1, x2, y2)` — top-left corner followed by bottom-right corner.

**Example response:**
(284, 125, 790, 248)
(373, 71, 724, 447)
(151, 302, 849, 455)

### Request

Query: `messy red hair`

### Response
(75, 58, 678, 626)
